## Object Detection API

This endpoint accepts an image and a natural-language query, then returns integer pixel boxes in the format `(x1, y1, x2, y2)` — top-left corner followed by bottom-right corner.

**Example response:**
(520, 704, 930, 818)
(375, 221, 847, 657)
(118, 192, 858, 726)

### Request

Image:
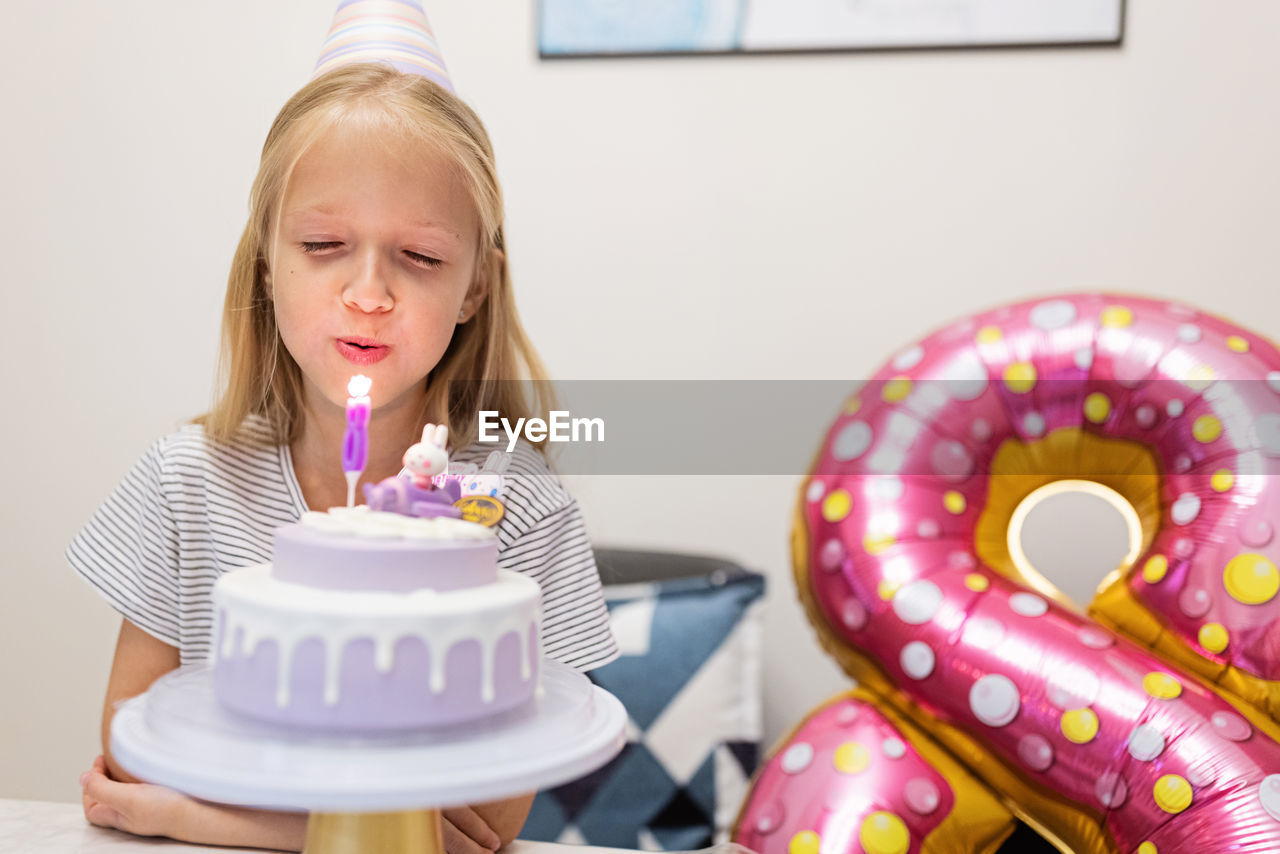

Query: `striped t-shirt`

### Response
(67, 415, 619, 672)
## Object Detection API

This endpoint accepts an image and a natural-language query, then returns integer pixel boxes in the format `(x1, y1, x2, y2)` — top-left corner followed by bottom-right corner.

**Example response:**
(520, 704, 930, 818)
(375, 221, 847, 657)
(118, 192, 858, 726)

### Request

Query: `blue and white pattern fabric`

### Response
(522, 567, 766, 849)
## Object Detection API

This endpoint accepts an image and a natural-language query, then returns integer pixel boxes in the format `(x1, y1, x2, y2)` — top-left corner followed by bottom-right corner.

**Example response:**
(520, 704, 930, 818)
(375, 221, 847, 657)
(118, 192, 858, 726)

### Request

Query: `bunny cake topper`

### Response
(313, 0, 454, 93)
(363, 423, 462, 519)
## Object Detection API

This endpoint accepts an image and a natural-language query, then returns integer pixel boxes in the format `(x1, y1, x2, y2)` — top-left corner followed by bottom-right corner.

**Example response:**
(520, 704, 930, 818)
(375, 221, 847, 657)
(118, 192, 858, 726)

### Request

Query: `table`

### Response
(0, 799, 638, 854)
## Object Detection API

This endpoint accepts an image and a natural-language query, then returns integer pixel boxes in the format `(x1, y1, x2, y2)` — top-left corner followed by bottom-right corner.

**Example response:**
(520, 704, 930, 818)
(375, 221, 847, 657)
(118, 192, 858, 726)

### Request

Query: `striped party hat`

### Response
(313, 0, 453, 92)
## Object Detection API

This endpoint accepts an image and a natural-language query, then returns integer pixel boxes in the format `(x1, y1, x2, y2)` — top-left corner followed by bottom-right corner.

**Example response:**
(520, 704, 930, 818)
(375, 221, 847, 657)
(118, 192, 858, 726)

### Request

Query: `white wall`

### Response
(4, 0, 1280, 804)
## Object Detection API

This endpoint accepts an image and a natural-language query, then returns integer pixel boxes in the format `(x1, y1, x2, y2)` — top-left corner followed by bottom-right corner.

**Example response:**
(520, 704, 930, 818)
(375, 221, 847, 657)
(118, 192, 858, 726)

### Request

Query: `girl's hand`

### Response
(443, 804, 503, 853)
(80, 754, 190, 839)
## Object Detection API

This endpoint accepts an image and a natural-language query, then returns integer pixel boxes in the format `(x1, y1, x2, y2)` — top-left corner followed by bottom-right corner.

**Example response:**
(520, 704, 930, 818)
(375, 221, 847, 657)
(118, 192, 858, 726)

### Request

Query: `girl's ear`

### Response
(459, 248, 500, 322)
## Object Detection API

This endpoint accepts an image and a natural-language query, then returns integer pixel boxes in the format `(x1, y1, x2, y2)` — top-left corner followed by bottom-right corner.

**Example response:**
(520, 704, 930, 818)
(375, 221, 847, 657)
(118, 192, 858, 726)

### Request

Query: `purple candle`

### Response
(342, 375, 371, 507)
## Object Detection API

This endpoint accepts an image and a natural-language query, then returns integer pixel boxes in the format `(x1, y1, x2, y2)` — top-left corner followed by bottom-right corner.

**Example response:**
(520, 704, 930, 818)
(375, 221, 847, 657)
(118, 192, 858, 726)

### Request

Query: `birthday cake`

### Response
(211, 418, 542, 731)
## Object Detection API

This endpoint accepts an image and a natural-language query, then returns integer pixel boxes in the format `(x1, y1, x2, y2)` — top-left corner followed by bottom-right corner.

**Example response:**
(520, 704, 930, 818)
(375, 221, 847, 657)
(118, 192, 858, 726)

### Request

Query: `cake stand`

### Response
(110, 660, 628, 854)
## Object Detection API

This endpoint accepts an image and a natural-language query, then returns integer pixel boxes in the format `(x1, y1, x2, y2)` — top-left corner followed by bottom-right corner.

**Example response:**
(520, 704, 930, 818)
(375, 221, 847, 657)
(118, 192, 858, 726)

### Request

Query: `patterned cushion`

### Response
(522, 552, 766, 849)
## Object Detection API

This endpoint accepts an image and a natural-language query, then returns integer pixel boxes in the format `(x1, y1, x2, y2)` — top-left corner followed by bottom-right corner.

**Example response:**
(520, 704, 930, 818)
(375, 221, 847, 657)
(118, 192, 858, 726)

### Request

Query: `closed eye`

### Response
(301, 241, 341, 253)
(406, 250, 443, 269)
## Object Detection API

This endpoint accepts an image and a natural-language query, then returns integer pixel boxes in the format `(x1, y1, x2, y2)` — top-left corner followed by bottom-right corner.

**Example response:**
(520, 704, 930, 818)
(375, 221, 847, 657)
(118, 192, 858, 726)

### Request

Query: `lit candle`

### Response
(342, 375, 372, 507)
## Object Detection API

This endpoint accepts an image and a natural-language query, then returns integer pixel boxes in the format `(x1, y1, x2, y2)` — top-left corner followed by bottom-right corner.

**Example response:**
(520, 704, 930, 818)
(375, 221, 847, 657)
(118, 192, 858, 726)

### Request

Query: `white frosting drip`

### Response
(215, 565, 541, 708)
(301, 506, 496, 541)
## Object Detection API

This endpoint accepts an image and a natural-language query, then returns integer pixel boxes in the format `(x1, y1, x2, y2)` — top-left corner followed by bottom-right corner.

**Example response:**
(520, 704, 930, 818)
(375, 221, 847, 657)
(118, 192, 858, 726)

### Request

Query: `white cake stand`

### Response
(111, 660, 627, 854)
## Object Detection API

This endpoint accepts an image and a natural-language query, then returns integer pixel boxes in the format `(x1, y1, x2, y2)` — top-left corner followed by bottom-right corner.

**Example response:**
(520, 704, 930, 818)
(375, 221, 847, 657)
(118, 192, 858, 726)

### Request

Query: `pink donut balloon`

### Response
(736, 690, 1014, 854)
(738, 294, 1280, 853)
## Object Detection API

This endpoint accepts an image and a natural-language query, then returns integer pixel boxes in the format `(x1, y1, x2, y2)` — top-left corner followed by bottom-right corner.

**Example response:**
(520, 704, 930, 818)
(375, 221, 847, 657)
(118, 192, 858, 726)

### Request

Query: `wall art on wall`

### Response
(539, 0, 1124, 57)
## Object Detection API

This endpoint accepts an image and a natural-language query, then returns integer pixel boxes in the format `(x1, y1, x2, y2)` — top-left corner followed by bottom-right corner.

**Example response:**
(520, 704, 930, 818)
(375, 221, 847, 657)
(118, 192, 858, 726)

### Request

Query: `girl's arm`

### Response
(100, 617, 180, 782)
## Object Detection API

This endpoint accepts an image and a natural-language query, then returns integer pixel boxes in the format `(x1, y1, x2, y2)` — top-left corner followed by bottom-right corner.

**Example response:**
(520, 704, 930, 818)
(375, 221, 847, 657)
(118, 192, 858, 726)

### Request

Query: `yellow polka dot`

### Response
(859, 812, 909, 854)
(976, 325, 1003, 345)
(821, 490, 852, 523)
(1061, 708, 1100, 744)
(1143, 672, 1182, 699)
(944, 491, 967, 515)
(1142, 555, 1169, 584)
(789, 830, 821, 854)
(1199, 622, 1229, 654)
(833, 742, 871, 774)
(1101, 306, 1134, 328)
(883, 376, 912, 403)
(1003, 362, 1037, 394)
(1153, 774, 1193, 814)
(1137, 843, 1157, 854)
(1224, 553, 1280, 605)
(878, 579, 901, 601)
(1186, 364, 1216, 391)
(1084, 392, 1112, 424)
(965, 573, 990, 592)
(1193, 415, 1223, 443)
(1211, 469, 1234, 492)
(843, 396, 862, 414)
(1227, 335, 1250, 353)
(864, 531, 896, 556)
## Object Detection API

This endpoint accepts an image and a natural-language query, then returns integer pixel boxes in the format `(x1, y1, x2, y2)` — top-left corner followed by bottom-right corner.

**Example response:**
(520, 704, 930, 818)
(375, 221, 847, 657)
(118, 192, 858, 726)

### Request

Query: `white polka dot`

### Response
(1048, 665, 1101, 709)
(904, 778, 941, 815)
(780, 743, 813, 774)
(970, 674, 1020, 727)
(1268, 372, 1280, 394)
(1178, 323, 1203, 344)
(842, 599, 868, 630)
(882, 738, 906, 759)
(1257, 414, 1280, 458)
(806, 481, 825, 502)
(1023, 412, 1046, 436)
(1009, 592, 1049, 617)
(893, 345, 925, 371)
(1172, 493, 1201, 526)
(820, 540, 846, 572)
(1167, 399, 1185, 417)
(869, 476, 905, 502)
(942, 351, 989, 401)
(1096, 772, 1128, 808)
(1259, 775, 1280, 821)
(1168, 303, 1197, 318)
(893, 581, 943, 625)
(901, 641, 935, 680)
(1031, 299, 1077, 331)
(931, 439, 974, 481)
(1074, 348, 1094, 371)
(1135, 405, 1157, 429)
(1078, 626, 1115, 649)
(1187, 760, 1217, 789)
(1174, 454, 1192, 473)
(833, 421, 874, 461)
(1179, 587, 1212, 617)
(1173, 537, 1196, 558)
(971, 418, 992, 441)
(917, 519, 940, 539)
(948, 551, 977, 570)
(963, 617, 1005, 651)
(1128, 724, 1166, 761)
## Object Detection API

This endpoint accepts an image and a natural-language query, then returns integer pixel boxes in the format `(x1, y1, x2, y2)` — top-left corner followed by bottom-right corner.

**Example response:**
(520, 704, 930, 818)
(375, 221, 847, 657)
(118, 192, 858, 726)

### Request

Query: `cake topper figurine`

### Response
(364, 423, 463, 518)
(312, 0, 454, 93)
(342, 375, 372, 507)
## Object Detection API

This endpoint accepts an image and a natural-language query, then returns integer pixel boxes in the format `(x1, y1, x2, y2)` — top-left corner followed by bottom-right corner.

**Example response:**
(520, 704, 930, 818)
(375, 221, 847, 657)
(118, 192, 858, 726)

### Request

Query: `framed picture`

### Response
(538, 0, 1125, 58)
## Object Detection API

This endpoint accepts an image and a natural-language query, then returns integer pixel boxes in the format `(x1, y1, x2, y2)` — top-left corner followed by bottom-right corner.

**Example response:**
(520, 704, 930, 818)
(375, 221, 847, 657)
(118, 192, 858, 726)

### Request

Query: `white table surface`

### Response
(0, 799, 636, 854)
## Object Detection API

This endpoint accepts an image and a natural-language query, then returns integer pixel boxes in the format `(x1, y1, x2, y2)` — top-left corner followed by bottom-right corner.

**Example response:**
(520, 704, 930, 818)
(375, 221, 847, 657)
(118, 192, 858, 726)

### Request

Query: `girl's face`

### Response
(270, 121, 483, 419)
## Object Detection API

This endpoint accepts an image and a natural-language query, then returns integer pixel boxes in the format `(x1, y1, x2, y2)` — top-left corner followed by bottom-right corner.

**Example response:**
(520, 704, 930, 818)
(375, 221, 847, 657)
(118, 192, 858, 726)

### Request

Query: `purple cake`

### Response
(212, 507, 542, 730)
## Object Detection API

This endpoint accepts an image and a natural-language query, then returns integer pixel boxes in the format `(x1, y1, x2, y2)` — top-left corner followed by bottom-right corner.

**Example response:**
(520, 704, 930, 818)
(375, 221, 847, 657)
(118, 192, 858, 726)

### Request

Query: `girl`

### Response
(68, 33, 618, 854)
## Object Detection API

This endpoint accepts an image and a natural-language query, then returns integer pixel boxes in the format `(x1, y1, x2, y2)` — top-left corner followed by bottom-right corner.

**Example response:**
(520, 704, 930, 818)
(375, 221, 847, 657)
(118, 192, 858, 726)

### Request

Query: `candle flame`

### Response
(347, 374, 372, 398)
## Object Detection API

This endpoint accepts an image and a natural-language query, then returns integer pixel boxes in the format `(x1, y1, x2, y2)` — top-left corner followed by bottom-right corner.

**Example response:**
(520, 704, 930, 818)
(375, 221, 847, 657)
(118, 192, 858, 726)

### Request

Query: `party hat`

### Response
(313, 0, 453, 92)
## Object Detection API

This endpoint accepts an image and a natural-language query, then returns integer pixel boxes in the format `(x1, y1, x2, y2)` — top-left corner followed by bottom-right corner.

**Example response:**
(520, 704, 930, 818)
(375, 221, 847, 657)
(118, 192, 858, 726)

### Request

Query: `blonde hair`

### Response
(198, 63, 553, 449)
